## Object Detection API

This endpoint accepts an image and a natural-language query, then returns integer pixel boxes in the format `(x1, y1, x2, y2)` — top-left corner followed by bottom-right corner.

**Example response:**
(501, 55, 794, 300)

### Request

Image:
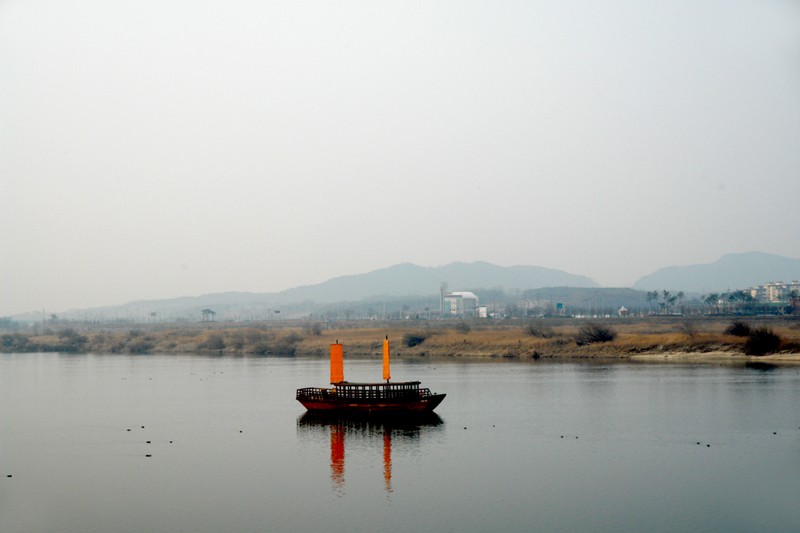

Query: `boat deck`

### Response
(297, 381, 437, 402)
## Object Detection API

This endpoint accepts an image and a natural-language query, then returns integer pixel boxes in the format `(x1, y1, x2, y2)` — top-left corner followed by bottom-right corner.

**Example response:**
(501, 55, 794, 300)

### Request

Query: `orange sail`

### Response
(383, 337, 391, 381)
(330, 342, 344, 384)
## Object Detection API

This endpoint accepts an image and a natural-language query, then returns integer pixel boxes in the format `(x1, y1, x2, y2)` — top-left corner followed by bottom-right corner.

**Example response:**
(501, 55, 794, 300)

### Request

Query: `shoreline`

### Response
(627, 351, 800, 365)
(2, 317, 799, 364)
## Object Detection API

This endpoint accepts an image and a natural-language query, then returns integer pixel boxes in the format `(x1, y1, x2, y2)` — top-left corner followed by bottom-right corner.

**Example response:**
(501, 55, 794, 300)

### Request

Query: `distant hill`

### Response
(632, 252, 800, 293)
(11, 261, 598, 321)
(520, 287, 650, 310)
(277, 261, 599, 303)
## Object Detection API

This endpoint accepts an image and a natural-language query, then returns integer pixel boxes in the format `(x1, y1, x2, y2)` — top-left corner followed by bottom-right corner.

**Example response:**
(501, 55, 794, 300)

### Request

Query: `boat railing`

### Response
(296, 387, 336, 401)
(297, 386, 437, 402)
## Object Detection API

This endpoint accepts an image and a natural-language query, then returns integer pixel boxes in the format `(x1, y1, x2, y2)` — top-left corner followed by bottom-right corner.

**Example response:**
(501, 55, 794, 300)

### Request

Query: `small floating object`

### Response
(146, 441, 151, 444)
(7, 475, 11, 478)
(774, 432, 777, 435)
(146, 454, 152, 457)
(141, 426, 144, 429)
(707, 445, 710, 447)
(127, 429, 131, 432)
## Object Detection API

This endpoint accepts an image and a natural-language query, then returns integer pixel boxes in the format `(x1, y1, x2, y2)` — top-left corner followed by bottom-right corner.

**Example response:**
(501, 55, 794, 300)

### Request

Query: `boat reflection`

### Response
(297, 412, 444, 495)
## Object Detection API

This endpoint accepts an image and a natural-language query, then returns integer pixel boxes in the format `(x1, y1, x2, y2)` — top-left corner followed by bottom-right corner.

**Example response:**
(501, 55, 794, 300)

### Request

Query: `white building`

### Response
(747, 281, 800, 303)
(442, 292, 479, 317)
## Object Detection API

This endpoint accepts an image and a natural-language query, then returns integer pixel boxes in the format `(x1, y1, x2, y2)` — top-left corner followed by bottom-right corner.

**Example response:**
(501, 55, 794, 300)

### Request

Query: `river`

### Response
(1, 353, 799, 532)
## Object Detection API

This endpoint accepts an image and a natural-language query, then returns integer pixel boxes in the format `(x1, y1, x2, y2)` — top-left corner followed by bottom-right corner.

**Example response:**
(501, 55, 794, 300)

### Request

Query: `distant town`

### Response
(2, 279, 799, 332)
(434, 281, 800, 320)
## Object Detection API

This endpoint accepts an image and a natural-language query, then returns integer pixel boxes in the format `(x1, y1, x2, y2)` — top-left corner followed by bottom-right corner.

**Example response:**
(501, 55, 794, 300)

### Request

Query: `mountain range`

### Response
(275, 261, 599, 302)
(9, 252, 799, 321)
(631, 252, 800, 293)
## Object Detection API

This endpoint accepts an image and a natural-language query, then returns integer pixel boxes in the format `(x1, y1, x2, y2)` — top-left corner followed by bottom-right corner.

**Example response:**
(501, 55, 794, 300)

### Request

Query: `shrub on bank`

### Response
(725, 321, 751, 337)
(227, 331, 245, 350)
(454, 321, 471, 334)
(304, 322, 323, 335)
(679, 316, 701, 339)
(744, 327, 782, 356)
(1, 333, 32, 352)
(56, 328, 88, 352)
(403, 331, 429, 347)
(245, 328, 272, 344)
(201, 333, 225, 350)
(525, 321, 554, 338)
(274, 331, 303, 355)
(127, 338, 154, 354)
(575, 322, 617, 346)
(251, 330, 303, 355)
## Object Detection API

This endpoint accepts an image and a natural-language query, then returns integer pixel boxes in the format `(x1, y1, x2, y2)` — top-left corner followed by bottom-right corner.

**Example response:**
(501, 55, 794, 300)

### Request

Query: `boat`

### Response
(296, 336, 446, 413)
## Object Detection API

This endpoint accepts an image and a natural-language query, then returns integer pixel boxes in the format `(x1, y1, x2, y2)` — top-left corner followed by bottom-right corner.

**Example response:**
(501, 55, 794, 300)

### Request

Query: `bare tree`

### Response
(680, 316, 700, 338)
(705, 293, 719, 314)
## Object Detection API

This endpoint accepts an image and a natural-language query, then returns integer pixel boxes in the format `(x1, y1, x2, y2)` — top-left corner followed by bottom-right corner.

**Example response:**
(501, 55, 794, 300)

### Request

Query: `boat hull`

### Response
(299, 393, 445, 413)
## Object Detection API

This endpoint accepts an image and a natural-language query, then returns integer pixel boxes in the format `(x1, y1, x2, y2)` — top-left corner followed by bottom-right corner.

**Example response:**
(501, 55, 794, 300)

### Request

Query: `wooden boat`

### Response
(296, 337, 445, 413)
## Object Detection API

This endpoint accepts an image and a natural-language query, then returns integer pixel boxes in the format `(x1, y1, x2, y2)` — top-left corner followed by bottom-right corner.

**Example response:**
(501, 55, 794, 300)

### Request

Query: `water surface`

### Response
(2, 354, 799, 532)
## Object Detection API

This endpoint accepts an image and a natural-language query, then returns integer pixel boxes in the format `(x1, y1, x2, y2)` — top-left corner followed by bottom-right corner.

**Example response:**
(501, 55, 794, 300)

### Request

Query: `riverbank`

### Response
(3, 317, 799, 363)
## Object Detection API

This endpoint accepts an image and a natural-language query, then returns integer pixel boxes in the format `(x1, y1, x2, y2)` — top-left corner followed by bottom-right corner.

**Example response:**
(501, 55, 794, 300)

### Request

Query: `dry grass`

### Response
(3, 317, 800, 361)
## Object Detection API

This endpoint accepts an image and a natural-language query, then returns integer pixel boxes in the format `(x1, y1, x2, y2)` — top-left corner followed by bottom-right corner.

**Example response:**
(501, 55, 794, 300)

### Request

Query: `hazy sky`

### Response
(2, 1, 799, 316)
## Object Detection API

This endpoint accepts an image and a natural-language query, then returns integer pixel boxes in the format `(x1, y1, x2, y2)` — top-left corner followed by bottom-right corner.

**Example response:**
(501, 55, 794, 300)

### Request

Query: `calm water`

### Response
(2, 353, 800, 532)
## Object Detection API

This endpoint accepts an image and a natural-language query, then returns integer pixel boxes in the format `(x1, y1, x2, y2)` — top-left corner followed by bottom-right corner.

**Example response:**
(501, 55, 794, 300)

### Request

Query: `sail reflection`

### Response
(297, 412, 444, 495)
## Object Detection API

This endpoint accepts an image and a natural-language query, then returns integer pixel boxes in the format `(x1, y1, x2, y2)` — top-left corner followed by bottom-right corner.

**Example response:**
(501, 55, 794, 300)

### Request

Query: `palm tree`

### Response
(645, 291, 657, 314)
(662, 290, 671, 314)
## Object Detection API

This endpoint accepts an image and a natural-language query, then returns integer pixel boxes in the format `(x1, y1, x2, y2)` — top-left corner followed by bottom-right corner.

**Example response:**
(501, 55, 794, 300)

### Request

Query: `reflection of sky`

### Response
(4, 354, 800, 531)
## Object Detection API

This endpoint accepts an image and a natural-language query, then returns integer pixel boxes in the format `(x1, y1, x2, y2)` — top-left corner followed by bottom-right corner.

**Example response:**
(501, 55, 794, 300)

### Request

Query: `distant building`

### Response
(618, 306, 629, 317)
(442, 292, 479, 317)
(747, 281, 800, 303)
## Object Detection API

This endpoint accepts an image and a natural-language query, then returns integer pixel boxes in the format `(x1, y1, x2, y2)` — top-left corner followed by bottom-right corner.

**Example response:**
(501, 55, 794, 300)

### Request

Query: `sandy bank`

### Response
(628, 351, 800, 365)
